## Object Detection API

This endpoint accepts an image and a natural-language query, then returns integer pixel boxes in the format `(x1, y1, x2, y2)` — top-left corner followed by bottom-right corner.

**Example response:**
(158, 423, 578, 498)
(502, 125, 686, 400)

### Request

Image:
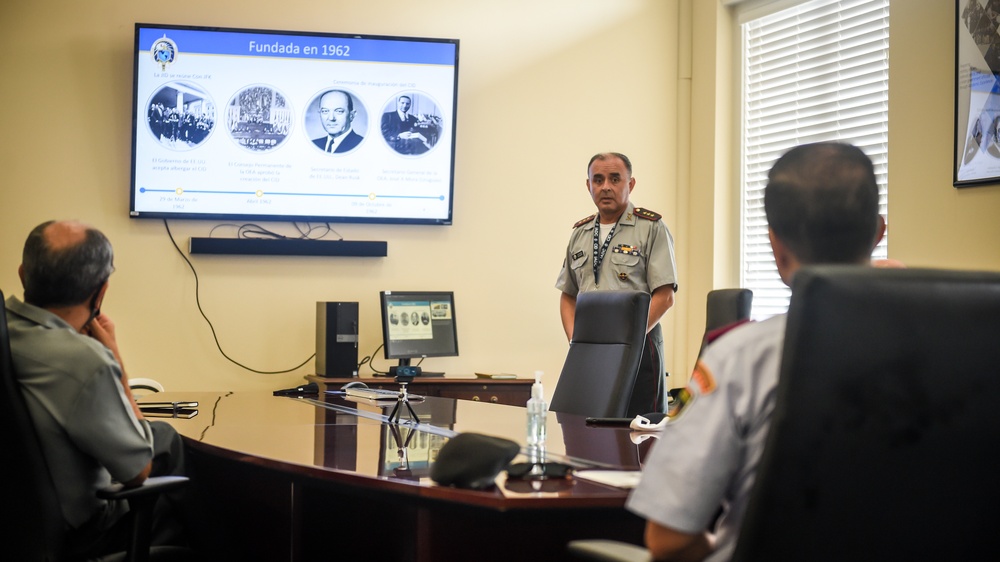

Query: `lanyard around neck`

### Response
(592, 218, 618, 287)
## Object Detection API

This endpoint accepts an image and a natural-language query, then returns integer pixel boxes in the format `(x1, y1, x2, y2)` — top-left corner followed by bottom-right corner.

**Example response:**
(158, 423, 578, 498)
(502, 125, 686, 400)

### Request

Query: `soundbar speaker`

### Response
(316, 302, 359, 377)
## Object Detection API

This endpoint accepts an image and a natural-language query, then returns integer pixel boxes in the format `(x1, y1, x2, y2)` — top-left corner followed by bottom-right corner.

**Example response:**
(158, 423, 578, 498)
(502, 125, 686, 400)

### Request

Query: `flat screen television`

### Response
(379, 291, 458, 375)
(129, 23, 459, 225)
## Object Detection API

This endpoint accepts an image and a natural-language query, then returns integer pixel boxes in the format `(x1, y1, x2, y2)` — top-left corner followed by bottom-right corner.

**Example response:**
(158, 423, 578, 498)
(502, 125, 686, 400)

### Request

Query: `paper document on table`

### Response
(575, 470, 643, 489)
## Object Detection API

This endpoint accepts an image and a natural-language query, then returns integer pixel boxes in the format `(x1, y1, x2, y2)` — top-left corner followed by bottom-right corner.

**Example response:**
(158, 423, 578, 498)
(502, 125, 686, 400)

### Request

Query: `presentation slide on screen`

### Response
(385, 300, 435, 341)
(131, 26, 457, 221)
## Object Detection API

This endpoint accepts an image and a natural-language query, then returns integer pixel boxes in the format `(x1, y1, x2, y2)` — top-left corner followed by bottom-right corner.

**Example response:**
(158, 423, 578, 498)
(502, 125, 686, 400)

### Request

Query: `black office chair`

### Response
(550, 290, 650, 418)
(569, 289, 753, 562)
(663, 288, 755, 406)
(703, 288, 752, 341)
(0, 289, 191, 562)
(732, 266, 1000, 560)
(569, 266, 1000, 560)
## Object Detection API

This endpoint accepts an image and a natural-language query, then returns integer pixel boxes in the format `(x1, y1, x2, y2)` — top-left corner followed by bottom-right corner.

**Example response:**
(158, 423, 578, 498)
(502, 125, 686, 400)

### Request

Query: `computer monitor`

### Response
(379, 291, 458, 376)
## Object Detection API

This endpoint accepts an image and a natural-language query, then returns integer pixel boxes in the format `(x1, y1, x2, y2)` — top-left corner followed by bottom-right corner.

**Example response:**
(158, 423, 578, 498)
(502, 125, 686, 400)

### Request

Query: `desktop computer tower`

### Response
(316, 302, 359, 377)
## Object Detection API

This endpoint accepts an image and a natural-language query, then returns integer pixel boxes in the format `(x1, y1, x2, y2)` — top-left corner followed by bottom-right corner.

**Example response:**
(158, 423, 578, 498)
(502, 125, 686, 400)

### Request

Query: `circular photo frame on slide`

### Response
(379, 91, 444, 157)
(225, 84, 294, 153)
(304, 88, 369, 155)
(145, 81, 217, 151)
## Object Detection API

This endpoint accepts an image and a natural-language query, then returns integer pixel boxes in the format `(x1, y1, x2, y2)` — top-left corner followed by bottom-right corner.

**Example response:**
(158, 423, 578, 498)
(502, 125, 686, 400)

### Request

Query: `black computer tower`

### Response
(316, 302, 359, 377)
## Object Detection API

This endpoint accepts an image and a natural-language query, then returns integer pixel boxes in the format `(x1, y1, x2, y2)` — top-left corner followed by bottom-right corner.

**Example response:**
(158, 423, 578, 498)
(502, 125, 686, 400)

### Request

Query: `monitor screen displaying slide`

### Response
(129, 23, 459, 224)
(379, 291, 458, 367)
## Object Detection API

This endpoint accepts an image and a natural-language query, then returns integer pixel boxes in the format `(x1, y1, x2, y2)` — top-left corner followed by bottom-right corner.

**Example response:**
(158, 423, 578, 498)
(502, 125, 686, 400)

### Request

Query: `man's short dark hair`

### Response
(322, 89, 353, 112)
(588, 152, 633, 176)
(765, 142, 880, 264)
(22, 221, 115, 308)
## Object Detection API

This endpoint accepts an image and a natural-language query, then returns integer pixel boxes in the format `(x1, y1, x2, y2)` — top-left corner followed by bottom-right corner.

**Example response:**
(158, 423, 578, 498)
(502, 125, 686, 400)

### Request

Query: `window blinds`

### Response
(742, 0, 889, 319)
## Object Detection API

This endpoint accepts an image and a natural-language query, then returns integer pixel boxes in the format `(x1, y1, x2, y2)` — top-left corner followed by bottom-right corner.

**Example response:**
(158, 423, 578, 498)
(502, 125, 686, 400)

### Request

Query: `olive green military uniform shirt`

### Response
(555, 202, 678, 297)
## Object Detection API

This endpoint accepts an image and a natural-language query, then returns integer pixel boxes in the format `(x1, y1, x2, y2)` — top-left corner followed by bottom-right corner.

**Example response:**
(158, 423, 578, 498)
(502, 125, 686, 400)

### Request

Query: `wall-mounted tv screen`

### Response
(129, 23, 459, 225)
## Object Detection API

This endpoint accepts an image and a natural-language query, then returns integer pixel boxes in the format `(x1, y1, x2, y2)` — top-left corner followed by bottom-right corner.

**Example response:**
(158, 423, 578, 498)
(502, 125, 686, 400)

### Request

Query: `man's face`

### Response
(587, 157, 635, 221)
(397, 96, 411, 114)
(318, 91, 354, 137)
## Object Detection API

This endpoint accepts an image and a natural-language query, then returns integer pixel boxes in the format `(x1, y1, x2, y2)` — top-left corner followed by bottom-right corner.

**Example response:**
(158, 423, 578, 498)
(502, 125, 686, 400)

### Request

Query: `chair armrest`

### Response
(97, 475, 189, 501)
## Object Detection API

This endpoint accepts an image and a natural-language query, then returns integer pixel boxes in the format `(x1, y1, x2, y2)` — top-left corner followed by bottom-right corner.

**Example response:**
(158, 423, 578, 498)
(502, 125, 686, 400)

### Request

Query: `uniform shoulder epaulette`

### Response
(573, 214, 596, 228)
(633, 207, 661, 221)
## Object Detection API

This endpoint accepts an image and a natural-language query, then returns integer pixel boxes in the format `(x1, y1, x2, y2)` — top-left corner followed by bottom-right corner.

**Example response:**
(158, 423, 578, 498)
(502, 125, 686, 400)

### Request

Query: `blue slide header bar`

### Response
(138, 26, 457, 65)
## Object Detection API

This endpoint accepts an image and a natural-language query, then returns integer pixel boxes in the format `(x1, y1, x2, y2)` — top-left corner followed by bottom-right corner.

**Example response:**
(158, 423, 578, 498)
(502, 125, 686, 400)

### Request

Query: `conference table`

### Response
(143, 385, 653, 561)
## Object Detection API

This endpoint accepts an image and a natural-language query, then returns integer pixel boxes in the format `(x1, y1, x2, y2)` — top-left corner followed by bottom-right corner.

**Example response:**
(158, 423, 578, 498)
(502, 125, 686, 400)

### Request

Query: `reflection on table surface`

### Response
(140, 390, 655, 503)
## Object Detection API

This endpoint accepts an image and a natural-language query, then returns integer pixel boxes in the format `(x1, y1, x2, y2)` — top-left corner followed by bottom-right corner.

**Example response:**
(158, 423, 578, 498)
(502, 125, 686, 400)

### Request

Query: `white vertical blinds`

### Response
(741, 0, 889, 320)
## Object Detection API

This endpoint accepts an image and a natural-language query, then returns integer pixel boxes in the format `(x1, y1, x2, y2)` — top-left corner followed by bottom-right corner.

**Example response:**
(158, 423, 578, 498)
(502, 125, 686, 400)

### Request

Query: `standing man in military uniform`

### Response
(555, 152, 679, 415)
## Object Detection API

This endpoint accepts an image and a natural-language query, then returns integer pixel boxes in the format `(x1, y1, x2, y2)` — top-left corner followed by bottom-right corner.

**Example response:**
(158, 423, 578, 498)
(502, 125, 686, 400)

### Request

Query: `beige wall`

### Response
(887, 0, 1000, 270)
(0, 0, 681, 393)
(2, 0, 998, 395)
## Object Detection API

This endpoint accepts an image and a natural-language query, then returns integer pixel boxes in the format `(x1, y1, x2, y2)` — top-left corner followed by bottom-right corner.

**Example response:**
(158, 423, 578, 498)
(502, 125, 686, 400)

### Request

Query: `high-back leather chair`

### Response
(565, 288, 753, 561)
(550, 290, 650, 418)
(698, 288, 753, 358)
(569, 268, 1000, 562)
(705, 288, 753, 334)
(733, 266, 1000, 561)
(0, 289, 191, 562)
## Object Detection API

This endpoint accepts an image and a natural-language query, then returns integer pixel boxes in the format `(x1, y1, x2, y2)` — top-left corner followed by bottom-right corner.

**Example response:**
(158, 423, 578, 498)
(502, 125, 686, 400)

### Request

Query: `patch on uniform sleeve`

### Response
(689, 359, 717, 395)
(633, 207, 662, 221)
(573, 214, 596, 228)
(667, 386, 695, 419)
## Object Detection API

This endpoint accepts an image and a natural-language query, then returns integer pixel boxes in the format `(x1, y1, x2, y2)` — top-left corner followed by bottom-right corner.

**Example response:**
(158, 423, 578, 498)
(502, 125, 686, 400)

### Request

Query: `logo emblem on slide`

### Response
(151, 35, 177, 71)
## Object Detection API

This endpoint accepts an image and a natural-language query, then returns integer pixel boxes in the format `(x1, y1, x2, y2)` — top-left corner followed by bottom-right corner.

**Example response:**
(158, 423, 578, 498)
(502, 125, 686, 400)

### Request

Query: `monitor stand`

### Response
(385, 359, 446, 378)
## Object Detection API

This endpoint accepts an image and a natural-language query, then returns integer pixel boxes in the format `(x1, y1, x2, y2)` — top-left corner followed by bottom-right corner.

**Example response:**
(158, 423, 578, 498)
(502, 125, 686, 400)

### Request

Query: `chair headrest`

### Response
(573, 290, 650, 344)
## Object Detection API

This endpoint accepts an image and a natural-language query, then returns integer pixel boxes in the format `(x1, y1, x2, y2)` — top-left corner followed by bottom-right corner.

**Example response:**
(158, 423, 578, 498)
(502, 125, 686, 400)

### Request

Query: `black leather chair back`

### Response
(550, 290, 650, 418)
(705, 288, 752, 333)
(733, 266, 1000, 561)
(698, 288, 753, 358)
(1, 289, 68, 560)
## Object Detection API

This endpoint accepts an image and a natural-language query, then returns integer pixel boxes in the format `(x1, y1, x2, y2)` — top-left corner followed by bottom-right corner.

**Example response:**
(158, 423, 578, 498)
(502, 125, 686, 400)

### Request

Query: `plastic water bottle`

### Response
(526, 371, 548, 447)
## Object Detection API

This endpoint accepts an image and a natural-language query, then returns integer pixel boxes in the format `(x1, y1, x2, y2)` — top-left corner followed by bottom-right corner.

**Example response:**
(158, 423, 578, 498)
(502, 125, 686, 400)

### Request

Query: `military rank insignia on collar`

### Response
(633, 207, 661, 221)
(612, 244, 640, 256)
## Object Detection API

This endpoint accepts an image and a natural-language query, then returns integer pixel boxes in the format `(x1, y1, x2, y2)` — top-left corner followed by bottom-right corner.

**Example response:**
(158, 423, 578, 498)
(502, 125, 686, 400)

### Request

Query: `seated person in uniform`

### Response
(5, 220, 191, 558)
(626, 142, 887, 561)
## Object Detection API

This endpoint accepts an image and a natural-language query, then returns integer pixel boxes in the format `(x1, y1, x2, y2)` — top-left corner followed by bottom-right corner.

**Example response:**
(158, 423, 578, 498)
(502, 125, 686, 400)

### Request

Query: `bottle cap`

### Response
(531, 371, 544, 399)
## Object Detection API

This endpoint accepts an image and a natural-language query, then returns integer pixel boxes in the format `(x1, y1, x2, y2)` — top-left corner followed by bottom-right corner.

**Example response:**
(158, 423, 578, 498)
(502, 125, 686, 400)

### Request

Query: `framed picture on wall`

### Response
(954, 0, 1000, 187)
